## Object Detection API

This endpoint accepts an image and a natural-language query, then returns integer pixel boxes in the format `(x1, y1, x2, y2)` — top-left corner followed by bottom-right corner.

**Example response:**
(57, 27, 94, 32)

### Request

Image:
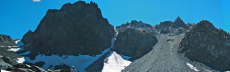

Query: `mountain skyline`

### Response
(0, 0, 229, 39)
(1, 1, 230, 71)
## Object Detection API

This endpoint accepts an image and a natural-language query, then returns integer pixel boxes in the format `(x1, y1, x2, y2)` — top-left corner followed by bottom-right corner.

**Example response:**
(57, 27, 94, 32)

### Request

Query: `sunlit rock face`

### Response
(21, 1, 115, 56)
(179, 20, 230, 71)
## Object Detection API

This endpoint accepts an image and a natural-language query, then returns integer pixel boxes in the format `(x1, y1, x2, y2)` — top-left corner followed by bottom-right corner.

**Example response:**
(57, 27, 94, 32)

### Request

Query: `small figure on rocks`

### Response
(71, 66, 77, 72)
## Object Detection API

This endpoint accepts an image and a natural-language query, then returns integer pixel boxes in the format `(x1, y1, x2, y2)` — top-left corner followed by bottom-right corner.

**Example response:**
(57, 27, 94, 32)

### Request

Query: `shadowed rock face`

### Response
(179, 20, 230, 71)
(0, 34, 15, 46)
(112, 21, 158, 60)
(21, 1, 115, 56)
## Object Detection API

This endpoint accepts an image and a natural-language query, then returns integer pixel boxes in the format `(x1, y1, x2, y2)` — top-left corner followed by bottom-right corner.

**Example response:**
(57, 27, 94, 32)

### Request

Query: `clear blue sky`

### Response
(0, 0, 229, 39)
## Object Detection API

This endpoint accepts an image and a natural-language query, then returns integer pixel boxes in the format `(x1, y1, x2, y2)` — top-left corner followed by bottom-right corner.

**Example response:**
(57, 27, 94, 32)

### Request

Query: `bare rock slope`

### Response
(122, 19, 223, 72)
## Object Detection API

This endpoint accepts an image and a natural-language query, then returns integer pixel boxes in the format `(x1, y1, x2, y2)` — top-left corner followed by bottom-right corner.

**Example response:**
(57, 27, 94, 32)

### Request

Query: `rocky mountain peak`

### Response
(174, 16, 183, 23)
(130, 20, 139, 24)
(195, 20, 215, 31)
(172, 16, 188, 29)
(156, 16, 188, 29)
(21, 1, 115, 57)
(0, 34, 12, 42)
(179, 20, 230, 71)
(116, 20, 152, 30)
(156, 21, 173, 29)
(0, 34, 15, 46)
(155, 16, 189, 34)
(59, 1, 102, 18)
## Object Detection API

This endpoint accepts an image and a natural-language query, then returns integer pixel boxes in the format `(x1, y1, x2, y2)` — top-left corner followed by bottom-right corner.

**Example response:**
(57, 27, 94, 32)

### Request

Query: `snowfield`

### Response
(11, 37, 133, 72)
(24, 48, 111, 72)
(15, 40, 24, 46)
(21, 38, 119, 72)
(8, 40, 28, 64)
(7, 40, 25, 52)
(8, 48, 20, 52)
(102, 52, 131, 72)
(1, 70, 10, 72)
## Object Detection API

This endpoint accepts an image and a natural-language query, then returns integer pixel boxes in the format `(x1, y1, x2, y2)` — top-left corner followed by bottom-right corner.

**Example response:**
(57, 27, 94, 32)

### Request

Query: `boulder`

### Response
(2, 56, 13, 65)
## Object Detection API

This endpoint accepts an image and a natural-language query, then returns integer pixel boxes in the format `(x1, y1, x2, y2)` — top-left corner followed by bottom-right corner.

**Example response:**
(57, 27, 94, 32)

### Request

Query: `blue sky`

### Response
(0, 0, 229, 39)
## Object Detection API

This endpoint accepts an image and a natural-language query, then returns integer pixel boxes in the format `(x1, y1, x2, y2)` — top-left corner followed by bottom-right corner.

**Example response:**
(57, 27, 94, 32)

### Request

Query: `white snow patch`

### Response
(15, 48, 25, 53)
(186, 62, 199, 72)
(7, 40, 25, 52)
(15, 40, 24, 46)
(24, 38, 116, 72)
(25, 53, 106, 72)
(205, 69, 212, 72)
(8, 48, 20, 52)
(17, 57, 25, 63)
(1, 70, 10, 72)
(102, 52, 132, 72)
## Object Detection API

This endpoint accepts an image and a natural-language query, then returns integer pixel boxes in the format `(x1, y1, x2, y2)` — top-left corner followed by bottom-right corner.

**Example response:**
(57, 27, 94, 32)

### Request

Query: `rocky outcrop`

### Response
(0, 34, 15, 46)
(0, 35, 22, 70)
(155, 17, 189, 34)
(112, 21, 158, 60)
(0, 50, 22, 70)
(116, 20, 152, 29)
(21, 1, 115, 56)
(179, 20, 230, 71)
(116, 20, 154, 35)
(171, 16, 189, 29)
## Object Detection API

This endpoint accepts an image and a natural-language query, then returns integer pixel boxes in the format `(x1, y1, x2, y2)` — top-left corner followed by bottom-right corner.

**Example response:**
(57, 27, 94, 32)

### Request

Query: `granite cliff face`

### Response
(179, 20, 230, 71)
(0, 34, 15, 46)
(21, 1, 115, 56)
(112, 20, 158, 60)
